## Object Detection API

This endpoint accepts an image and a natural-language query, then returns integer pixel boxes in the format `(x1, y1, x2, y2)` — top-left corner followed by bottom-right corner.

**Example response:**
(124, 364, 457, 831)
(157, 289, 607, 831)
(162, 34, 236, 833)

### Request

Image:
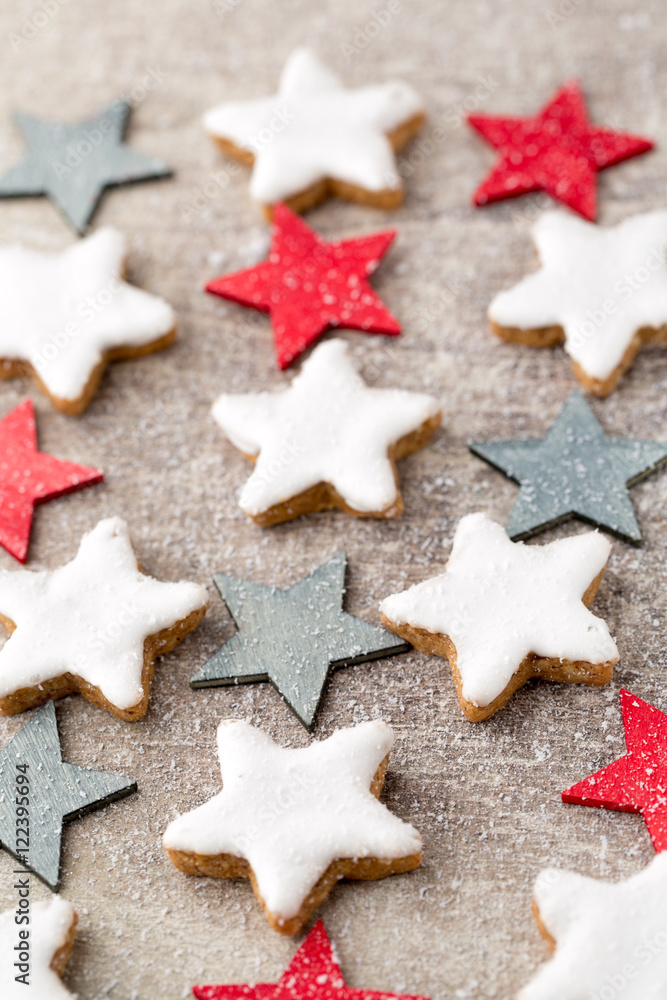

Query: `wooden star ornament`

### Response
(468, 80, 653, 219)
(0, 399, 103, 562)
(192, 920, 430, 1000)
(563, 689, 667, 851)
(206, 203, 400, 369)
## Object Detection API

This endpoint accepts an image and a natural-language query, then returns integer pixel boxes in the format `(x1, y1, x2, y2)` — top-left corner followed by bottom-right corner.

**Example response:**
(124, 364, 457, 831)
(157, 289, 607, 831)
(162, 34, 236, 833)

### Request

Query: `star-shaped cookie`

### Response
(0, 516, 208, 720)
(488, 209, 667, 396)
(380, 512, 619, 721)
(0, 100, 171, 232)
(468, 80, 653, 219)
(563, 688, 667, 851)
(163, 719, 421, 935)
(193, 919, 429, 1000)
(206, 203, 401, 369)
(203, 48, 425, 216)
(0, 399, 103, 562)
(0, 702, 135, 887)
(520, 854, 667, 999)
(1, 896, 77, 997)
(0, 227, 177, 414)
(190, 552, 408, 729)
(212, 338, 441, 525)
(470, 391, 667, 543)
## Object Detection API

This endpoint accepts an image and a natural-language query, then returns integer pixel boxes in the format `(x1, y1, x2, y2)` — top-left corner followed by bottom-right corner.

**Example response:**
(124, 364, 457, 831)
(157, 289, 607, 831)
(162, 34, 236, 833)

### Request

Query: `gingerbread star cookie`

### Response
(380, 512, 618, 721)
(488, 210, 667, 396)
(0, 896, 77, 998)
(0, 227, 177, 414)
(163, 719, 422, 935)
(212, 338, 441, 525)
(0, 516, 208, 720)
(468, 80, 653, 219)
(203, 48, 425, 217)
(520, 854, 667, 999)
(206, 203, 401, 369)
(193, 919, 430, 1000)
(563, 688, 667, 851)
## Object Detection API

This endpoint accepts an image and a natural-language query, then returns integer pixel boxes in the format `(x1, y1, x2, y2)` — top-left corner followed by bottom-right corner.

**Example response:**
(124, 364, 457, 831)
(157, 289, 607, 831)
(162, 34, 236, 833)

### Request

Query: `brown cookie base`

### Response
(51, 909, 79, 978)
(490, 319, 667, 398)
(532, 898, 557, 954)
(381, 568, 616, 722)
(208, 112, 427, 219)
(165, 754, 422, 936)
(0, 598, 207, 721)
(0, 326, 177, 416)
(240, 410, 441, 526)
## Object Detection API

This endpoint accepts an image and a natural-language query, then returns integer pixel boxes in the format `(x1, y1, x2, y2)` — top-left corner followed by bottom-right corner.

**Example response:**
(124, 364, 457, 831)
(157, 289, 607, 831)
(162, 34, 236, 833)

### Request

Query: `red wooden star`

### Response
(193, 921, 429, 1000)
(0, 399, 103, 562)
(562, 688, 667, 851)
(205, 203, 401, 369)
(467, 80, 654, 220)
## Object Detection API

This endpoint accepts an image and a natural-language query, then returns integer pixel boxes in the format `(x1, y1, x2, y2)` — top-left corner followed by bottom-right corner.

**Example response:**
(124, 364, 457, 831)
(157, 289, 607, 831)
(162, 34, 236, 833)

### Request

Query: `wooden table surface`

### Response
(1, 1, 666, 997)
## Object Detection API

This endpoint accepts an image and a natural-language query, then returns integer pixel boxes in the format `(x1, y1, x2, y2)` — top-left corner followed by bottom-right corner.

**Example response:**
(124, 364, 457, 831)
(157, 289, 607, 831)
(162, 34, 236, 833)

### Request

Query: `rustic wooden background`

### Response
(1, 0, 666, 997)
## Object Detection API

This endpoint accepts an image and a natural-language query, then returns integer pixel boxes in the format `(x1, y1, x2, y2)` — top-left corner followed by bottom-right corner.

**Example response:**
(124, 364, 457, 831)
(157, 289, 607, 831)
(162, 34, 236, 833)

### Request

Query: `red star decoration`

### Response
(192, 920, 429, 1000)
(0, 399, 103, 562)
(562, 688, 667, 851)
(467, 80, 654, 220)
(205, 203, 401, 370)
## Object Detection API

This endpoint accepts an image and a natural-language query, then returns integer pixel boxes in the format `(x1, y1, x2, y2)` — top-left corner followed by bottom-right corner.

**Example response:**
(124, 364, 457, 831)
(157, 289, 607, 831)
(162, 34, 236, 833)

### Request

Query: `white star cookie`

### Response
(0, 516, 208, 720)
(489, 210, 667, 397)
(212, 338, 441, 525)
(163, 718, 422, 935)
(203, 48, 425, 215)
(0, 896, 77, 999)
(380, 512, 618, 721)
(521, 853, 667, 1000)
(0, 227, 176, 414)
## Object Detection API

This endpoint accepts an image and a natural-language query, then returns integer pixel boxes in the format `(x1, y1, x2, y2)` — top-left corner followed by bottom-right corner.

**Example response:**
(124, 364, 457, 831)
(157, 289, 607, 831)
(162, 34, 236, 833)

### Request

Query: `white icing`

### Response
(0, 895, 76, 999)
(379, 512, 618, 708)
(520, 853, 667, 999)
(489, 209, 667, 382)
(0, 227, 176, 402)
(0, 516, 208, 712)
(212, 338, 440, 517)
(163, 719, 421, 921)
(203, 48, 424, 204)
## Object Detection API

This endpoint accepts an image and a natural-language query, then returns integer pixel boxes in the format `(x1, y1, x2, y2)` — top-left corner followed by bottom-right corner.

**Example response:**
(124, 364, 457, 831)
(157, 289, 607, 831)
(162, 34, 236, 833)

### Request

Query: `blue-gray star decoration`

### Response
(470, 390, 667, 544)
(190, 552, 409, 729)
(0, 100, 171, 233)
(0, 701, 136, 888)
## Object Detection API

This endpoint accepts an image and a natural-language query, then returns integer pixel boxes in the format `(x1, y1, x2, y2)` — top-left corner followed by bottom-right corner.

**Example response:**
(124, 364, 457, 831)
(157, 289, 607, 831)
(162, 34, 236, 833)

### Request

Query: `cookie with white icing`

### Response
(0, 227, 176, 414)
(0, 516, 208, 720)
(163, 718, 422, 935)
(0, 896, 77, 999)
(203, 48, 426, 217)
(489, 210, 667, 397)
(520, 853, 667, 999)
(212, 338, 441, 525)
(379, 512, 618, 721)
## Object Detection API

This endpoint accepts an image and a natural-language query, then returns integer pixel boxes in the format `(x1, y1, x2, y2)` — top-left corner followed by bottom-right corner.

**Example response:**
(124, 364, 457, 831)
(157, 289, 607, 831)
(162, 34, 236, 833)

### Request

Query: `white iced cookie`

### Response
(212, 338, 441, 525)
(163, 718, 422, 935)
(203, 48, 425, 215)
(521, 853, 667, 1000)
(380, 511, 618, 721)
(0, 227, 176, 414)
(0, 896, 77, 999)
(0, 516, 208, 720)
(489, 209, 667, 397)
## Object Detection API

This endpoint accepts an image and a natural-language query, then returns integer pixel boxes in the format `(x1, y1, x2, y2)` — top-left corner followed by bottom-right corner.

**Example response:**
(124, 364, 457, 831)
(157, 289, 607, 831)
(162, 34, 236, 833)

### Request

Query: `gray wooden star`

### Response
(0, 702, 136, 888)
(0, 100, 171, 232)
(190, 552, 409, 729)
(470, 391, 667, 543)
